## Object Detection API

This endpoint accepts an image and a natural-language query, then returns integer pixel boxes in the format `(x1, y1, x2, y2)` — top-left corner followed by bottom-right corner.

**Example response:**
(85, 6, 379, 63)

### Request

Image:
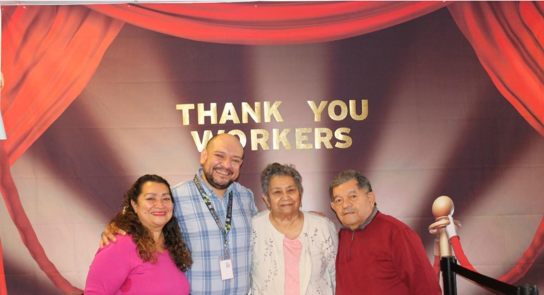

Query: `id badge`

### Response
(219, 258, 234, 280)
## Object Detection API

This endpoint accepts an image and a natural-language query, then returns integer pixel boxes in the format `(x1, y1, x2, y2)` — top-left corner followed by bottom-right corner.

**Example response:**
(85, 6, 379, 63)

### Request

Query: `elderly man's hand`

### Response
(99, 223, 127, 248)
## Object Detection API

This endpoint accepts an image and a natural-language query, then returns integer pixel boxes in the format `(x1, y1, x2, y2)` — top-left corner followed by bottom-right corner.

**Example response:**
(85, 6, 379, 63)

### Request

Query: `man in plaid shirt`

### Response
(172, 133, 257, 294)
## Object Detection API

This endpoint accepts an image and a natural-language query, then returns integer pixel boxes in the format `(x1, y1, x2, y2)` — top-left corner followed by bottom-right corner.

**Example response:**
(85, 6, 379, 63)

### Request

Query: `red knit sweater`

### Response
(336, 211, 441, 295)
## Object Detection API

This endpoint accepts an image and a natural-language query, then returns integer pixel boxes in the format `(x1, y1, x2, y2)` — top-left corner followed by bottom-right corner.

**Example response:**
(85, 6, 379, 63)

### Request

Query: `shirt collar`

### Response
(341, 204, 378, 232)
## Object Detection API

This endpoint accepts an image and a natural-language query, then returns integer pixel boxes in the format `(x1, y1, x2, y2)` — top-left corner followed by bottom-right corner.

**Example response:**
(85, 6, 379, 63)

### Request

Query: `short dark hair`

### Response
(329, 170, 372, 200)
(261, 163, 303, 198)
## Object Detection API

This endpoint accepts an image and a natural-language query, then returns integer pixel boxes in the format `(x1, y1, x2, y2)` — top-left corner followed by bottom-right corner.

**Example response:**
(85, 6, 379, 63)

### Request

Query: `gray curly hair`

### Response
(261, 163, 303, 199)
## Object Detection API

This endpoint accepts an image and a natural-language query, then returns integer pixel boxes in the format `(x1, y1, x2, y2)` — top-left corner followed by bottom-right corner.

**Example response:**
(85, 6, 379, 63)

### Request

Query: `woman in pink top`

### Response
(85, 174, 192, 295)
(251, 163, 338, 295)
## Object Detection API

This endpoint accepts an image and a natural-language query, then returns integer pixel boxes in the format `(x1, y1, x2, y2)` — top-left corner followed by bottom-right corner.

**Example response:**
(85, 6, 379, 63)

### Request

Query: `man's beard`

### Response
(204, 171, 234, 190)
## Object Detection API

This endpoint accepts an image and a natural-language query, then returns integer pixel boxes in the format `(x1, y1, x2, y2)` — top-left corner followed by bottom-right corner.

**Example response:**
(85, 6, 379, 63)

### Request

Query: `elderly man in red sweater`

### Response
(329, 170, 441, 295)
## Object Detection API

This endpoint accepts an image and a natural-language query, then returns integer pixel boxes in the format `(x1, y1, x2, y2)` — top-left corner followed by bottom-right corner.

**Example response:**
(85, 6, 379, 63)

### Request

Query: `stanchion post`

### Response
(519, 284, 539, 295)
(430, 196, 457, 257)
(441, 257, 457, 295)
(430, 196, 540, 295)
(439, 227, 451, 257)
(429, 196, 460, 295)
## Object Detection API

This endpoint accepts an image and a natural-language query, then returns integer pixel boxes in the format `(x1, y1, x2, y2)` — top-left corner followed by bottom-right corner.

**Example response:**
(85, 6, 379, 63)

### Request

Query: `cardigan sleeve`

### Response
(85, 235, 136, 295)
(324, 218, 338, 292)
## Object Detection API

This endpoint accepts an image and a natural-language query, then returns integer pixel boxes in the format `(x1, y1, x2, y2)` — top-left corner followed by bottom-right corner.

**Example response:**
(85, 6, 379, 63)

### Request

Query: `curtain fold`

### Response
(0, 144, 81, 293)
(449, 1, 544, 137)
(1, 5, 124, 293)
(86, 2, 448, 45)
(2, 5, 124, 166)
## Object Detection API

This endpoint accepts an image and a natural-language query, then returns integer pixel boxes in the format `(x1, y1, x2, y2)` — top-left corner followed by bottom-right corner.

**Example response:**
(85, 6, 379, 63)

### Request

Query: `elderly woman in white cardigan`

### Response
(250, 163, 338, 295)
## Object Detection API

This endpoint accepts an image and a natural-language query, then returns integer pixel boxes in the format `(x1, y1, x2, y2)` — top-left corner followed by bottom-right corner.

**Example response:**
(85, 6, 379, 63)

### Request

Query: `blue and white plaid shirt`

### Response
(173, 169, 258, 295)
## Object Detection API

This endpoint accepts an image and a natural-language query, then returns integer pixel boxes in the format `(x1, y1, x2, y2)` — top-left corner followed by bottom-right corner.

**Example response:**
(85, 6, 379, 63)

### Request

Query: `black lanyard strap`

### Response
(194, 175, 233, 257)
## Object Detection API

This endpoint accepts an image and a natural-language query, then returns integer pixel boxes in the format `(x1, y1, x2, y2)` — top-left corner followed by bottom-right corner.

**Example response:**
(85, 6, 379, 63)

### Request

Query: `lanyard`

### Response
(194, 175, 233, 258)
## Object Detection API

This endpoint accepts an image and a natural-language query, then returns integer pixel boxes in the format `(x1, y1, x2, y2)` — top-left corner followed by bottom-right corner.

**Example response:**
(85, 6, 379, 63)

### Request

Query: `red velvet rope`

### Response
(450, 217, 544, 284)
(450, 236, 477, 272)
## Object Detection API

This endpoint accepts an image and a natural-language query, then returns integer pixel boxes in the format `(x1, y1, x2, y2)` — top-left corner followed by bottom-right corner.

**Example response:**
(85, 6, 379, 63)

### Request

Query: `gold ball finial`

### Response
(432, 196, 454, 219)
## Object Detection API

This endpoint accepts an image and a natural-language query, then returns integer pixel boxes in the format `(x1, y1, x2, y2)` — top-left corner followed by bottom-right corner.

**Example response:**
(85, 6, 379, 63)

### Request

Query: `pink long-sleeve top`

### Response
(85, 234, 190, 295)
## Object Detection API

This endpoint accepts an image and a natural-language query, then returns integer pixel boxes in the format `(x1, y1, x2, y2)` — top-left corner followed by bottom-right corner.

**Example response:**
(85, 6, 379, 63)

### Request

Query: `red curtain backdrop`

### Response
(1, 1, 543, 293)
(449, 1, 544, 138)
(87, 2, 447, 45)
(0, 5, 124, 294)
(449, 2, 544, 284)
(1, 5, 124, 167)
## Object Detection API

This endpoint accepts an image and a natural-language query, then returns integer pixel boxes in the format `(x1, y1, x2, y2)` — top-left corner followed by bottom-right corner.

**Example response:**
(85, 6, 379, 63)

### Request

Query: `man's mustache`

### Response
(342, 208, 357, 214)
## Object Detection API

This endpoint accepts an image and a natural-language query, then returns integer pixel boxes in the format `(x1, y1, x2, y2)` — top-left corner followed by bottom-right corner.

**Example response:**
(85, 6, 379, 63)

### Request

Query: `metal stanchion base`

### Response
(519, 284, 539, 295)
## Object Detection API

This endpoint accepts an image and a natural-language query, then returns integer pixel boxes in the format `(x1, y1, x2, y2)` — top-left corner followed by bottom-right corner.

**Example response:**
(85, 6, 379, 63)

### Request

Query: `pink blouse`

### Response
(284, 237, 303, 295)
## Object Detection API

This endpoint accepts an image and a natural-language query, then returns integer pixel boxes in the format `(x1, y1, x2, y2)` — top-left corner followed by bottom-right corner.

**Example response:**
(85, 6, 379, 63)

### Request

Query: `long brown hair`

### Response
(111, 174, 192, 272)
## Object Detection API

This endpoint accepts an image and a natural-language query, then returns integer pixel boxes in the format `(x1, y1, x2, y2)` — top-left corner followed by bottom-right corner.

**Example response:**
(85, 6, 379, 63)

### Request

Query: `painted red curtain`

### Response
(87, 2, 448, 45)
(0, 5, 124, 294)
(448, 1, 544, 284)
(450, 1, 544, 138)
(1, 1, 543, 293)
